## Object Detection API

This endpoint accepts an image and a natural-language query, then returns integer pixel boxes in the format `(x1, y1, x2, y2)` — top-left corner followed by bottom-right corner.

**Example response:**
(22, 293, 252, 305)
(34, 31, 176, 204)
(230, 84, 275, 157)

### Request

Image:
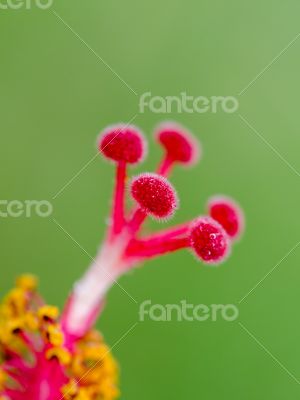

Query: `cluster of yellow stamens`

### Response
(62, 330, 119, 400)
(0, 276, 119, 400)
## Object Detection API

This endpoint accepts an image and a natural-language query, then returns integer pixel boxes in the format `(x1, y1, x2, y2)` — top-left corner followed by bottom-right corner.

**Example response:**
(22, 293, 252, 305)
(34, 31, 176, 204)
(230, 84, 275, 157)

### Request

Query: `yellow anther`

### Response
(0, 327, 5, 344)
(24, 311, 38, 331)
(46, 324, 64, 346)
(61, 379, 78, 400)
(82, 367, 104, 385)
(7, 318, 24, 335)
(82, 343, 109, 361)
(38, 305, 59, 321)
(103, 352, 119, 376)
(16, 275, 38, 292)
(83, 330, 103, 343)
(46, 347, 71, 366)
(71, 355, 86, 378)
(74, 388, 91, 400)
(0, 368, 7, 390)
(99, 378, 120, 400)
(0, 303, 12, 319)
(0, 318, 24, 346)
(5, 288, 27, 316)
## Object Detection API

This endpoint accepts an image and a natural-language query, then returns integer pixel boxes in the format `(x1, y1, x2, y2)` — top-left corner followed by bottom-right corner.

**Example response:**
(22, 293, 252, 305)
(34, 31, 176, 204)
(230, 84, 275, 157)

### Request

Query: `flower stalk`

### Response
(0, 122, 244, 400)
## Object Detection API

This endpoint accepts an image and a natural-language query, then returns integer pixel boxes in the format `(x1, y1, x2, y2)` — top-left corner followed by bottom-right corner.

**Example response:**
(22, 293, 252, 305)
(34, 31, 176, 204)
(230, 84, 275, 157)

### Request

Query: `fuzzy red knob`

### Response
(99, 124, 147, 164)
(208, 196, 244, 240)
(156, 122, 200, 165)
(190, 217, 230, 264)
(131, 173, 178, 219)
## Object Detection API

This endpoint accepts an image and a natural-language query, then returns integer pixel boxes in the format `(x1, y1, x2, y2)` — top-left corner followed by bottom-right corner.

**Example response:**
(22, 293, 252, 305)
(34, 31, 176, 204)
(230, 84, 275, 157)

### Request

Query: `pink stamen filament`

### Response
(137, 222, 191, 244)
(3, 356, 29, 372)
(110, 161, 127, 238)
(19, 331, 35, 352)
(127, 207, 147, 234)
(4, 367, 30, 389)
(157, 154, 174, 176)
(125, 236, 190, 259)
(2, 346, 67, 400)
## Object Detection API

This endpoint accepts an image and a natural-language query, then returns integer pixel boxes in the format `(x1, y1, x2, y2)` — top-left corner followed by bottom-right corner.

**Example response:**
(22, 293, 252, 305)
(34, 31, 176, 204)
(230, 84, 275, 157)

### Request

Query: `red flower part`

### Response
(189, 217, 230, 264)
(98, 124, 147, 238)
(0, 121, 245, 400)
(136, 222, 192, 244)
(0, 278, 118, 400)
(207, 196, 244, 240)
(125, 236, 189, 259)
(99, 124, 147, 164)
(130, 173, 178, 220)
(155, 122, 201, 176)
(109, 161, 126, 238)
(124, 222, 192, 261)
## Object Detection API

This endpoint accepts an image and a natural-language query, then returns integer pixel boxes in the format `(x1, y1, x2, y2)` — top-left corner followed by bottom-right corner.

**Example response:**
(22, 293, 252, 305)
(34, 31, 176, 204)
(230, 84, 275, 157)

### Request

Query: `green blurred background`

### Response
(1, 0, 300, 398)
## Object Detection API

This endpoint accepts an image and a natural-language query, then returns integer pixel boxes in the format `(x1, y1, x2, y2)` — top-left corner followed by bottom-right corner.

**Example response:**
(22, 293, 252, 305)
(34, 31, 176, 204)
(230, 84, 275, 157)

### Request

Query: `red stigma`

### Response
(190, 217, 230, 264)
(99, 124, 146, 164)
(208, 196, 244, 239)
(156, 122, 200, 165)
(131, 173, 178, 219)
